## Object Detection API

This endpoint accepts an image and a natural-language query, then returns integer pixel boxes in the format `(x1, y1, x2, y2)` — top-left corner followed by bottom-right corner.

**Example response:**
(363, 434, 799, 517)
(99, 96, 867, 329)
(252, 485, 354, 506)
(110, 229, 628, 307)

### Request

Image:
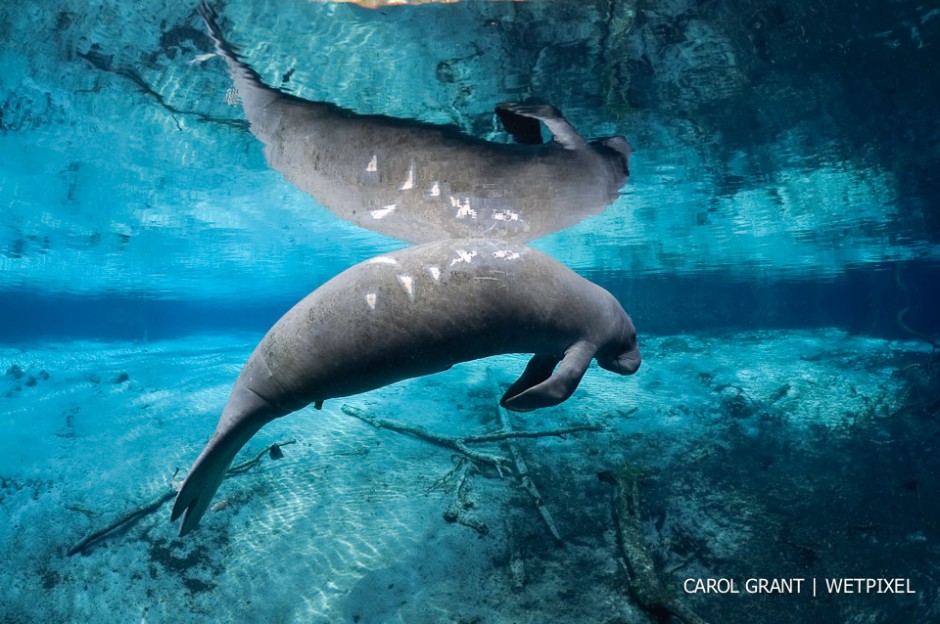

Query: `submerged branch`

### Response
(77, 48, 250, 132)
(486, 368, 563, 542)
(601, 467, 712, 624)
(441, 457, 489, 535)
(66, 441, 295, 557)
(341, 404, 510, 469)
(342, 384, 603, 544)
(66, 490, 176, 557)
(340, 404, 601, 474)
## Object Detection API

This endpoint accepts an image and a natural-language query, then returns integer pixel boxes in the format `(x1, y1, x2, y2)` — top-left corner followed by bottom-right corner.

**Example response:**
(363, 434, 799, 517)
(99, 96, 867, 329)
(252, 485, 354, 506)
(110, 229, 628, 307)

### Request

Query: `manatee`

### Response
(197, 2, 631, 243)
(172, 238, 640, 535)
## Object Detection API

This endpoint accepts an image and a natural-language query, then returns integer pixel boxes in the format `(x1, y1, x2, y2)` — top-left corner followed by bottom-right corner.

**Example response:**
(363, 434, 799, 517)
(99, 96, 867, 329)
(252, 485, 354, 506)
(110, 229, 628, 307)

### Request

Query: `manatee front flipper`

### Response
(496, 103, 544, 145)
(500, 341, 596, 411)
(496, 103, 588, 151)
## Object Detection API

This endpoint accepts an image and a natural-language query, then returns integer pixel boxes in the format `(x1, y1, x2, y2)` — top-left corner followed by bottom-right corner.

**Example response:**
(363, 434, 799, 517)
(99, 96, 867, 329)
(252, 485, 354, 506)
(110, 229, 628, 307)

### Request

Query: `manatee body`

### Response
(171, 238, 640, 535)
(197, 3, 631, 243)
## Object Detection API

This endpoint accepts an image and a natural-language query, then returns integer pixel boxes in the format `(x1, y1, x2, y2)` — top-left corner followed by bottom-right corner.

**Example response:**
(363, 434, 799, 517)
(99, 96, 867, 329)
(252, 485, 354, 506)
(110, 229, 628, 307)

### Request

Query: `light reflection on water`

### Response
(0, 0, 936, 300)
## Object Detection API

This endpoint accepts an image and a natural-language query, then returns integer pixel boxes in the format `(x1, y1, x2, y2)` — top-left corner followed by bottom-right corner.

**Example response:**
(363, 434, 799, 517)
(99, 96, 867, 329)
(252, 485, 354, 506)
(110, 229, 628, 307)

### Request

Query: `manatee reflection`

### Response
(198, 4, 630, 243)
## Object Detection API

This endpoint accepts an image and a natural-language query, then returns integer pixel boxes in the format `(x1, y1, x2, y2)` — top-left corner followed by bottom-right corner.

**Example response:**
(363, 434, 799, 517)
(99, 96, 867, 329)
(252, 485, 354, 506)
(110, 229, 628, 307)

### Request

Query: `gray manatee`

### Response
(171, 238, 640, 535)
(197, 3, 631, 243)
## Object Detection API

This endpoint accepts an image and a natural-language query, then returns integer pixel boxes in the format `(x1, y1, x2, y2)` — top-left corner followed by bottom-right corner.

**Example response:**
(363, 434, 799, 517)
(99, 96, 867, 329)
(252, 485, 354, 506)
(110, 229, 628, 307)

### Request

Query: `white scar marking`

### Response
(366, 155, 378, 172)
(365, 293, 377, 309)
(450, 196, 477, 219)
(493, 210, 520, 222)
(399, 163, 415, 190)
(450, 249, 477, 266)
(429, 181, 440, 197)
(397, 274, 415, 300)
(428, 266, 441, 281)
(189, 52, 216, 65)
(370, 204, 397, 219)
(366, 256, 399, 266)
(493, 249, 521, 260)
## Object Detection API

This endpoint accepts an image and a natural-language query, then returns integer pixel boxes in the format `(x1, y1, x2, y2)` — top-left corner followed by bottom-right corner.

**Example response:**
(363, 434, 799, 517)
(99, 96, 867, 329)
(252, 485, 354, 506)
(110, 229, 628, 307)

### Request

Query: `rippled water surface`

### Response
(1, 1, 938, 623)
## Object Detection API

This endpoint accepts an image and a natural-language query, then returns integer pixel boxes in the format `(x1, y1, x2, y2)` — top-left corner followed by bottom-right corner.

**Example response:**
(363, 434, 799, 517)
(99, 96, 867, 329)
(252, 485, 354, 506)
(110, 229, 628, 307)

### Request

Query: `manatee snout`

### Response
(597, 314, 641, 375)
(597, 345, 642, 375)
(600, 345, 641, 375)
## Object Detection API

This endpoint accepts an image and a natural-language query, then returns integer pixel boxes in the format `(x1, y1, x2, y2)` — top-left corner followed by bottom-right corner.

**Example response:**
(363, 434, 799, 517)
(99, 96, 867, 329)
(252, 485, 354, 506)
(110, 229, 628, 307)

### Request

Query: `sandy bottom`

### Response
(1, 329, 937, 623)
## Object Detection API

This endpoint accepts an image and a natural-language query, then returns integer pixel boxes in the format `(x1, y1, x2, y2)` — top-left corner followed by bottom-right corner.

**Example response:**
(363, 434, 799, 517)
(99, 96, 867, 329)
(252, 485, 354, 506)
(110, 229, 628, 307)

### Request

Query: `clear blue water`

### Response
(1, 1, 938, 623)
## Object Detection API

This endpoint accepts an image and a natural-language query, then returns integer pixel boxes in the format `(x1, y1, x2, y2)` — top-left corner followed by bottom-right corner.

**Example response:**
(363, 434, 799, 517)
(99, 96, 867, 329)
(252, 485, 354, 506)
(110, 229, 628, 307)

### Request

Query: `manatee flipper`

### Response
(500, 341, 596, 411)
(496, 103, 588, 151)
(500, 353, 560, 405)
(495, 103, 544, 145)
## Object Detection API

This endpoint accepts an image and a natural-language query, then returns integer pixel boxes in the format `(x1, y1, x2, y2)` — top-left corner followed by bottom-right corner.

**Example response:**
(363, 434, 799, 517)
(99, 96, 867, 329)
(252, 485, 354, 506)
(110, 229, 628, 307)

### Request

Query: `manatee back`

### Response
(246, 239, 618, 405)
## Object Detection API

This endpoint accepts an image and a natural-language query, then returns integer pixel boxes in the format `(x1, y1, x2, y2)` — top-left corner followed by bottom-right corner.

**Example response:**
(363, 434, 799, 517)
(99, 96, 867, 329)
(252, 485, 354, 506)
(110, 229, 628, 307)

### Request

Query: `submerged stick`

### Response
(341, 404, 510, 469)
(441, 457, 488, 535)
(601, 467, 711, 624)
(486, 368, 563, 542)
(342, 384, 601, 543)
(66, 490, 176, 557)
(66, 441, 295, 557)
(340, 404, 601, 473)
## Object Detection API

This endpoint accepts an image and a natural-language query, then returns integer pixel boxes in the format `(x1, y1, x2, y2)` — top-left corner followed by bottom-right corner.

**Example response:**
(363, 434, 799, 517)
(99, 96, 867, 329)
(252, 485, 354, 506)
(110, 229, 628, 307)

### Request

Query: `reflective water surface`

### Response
(1, 2, 938, 623)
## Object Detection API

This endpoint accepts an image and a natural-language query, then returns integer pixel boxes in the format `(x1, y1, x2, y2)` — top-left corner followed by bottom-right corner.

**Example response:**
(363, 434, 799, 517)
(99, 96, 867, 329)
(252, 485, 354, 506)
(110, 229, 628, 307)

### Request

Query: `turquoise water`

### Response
(1, 1, 938, 623)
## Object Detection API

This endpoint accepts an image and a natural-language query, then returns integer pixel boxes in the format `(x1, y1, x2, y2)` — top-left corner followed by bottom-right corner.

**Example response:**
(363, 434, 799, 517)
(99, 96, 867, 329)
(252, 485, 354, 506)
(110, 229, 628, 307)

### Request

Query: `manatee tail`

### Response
(171, 414, 265, 535)
(172, 385, 276, 535)
(196, 2, 279, 113)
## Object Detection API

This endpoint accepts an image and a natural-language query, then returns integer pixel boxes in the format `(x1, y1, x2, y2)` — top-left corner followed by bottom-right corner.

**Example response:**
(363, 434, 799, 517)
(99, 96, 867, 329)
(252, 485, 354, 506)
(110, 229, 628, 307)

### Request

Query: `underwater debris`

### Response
(66, 441, 295, 556)
(67, 489, 178, 557)
(342, 382, 601, 543)
(342, 404, 510, 470)
(600, 467, 712, 624)
(340, 403, 601, 473)
(3, 365, 49, 393)
(64, 504, 96, 519)
(767, 383, 791, 404)
(488, 368, 563, 543)
(76, 46, 249, 132)
(441, 456, 488, 535)
(504, 520, 527, 590)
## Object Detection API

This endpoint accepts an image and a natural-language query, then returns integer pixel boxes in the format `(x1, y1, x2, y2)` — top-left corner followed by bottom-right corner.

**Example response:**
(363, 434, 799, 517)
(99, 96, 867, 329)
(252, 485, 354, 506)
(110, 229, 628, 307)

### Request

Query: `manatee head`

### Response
(591, 135, 632, 193)
(596, 311, 641, 375)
